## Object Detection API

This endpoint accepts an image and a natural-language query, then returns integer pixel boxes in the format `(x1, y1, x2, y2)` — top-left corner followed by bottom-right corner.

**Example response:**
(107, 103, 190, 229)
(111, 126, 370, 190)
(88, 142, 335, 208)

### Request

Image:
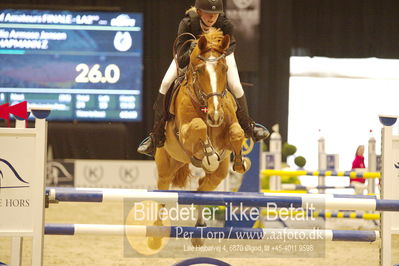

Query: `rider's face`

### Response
(198, 10, 220, 27)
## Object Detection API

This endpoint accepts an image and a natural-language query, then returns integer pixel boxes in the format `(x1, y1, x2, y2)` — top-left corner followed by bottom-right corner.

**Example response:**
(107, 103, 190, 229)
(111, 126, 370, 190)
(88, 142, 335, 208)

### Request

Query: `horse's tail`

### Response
(172, 164, 191, 188)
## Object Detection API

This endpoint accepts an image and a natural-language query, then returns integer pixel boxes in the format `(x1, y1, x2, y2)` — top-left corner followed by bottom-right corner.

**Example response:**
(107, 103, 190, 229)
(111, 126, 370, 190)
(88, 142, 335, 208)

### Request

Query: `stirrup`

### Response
(250, 123, 270, 142)
(137, 136, 156, 157)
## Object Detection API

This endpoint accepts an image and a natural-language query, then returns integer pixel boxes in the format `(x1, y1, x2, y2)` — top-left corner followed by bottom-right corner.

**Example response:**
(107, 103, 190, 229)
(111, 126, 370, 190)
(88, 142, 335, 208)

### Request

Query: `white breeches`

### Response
(159, 59, 178, 95)
(351, 181, 367, 195)
(159, 53, 244, 98)
(225, 53, 244, 98)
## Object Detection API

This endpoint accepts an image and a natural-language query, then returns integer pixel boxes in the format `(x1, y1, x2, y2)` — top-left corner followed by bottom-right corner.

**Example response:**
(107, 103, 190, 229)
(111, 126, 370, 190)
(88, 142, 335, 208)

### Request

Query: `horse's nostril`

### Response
(207, 115, 215, 124)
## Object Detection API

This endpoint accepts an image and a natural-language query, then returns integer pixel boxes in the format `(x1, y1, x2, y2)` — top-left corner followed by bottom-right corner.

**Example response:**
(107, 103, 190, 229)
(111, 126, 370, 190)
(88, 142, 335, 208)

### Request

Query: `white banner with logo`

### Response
(74, 160, 157, 189)
(0, 132, 36, 234)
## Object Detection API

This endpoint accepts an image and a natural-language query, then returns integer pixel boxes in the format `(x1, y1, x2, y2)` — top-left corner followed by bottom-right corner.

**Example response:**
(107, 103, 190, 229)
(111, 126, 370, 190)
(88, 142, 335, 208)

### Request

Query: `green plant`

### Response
(294, 156, 307, 168)
(261, 141, 268, 152)
(282, 143, 297, 162)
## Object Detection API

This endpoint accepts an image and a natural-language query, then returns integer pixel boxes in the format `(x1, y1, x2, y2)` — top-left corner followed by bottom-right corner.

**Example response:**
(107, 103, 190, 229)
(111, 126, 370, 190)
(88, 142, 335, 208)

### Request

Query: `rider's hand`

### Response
(189, 41, 196, 51)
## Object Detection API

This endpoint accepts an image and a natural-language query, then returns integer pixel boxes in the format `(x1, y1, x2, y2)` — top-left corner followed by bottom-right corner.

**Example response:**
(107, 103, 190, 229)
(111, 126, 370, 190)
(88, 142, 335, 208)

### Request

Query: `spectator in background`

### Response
(351, 145, 367, 195)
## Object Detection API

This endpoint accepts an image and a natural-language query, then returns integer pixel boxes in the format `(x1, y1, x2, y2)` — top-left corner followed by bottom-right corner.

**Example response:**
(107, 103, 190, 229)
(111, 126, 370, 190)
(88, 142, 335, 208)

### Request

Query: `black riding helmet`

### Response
(195, 0, 223, 14)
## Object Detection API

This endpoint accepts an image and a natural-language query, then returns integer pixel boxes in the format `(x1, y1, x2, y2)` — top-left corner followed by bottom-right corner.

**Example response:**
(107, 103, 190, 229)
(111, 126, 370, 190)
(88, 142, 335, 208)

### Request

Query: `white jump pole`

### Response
(269, 125, 281, 191)
(379, 115, 399, 266)
(318, 136, 327, 194)
(10, 237, 22, 266)
(368, 135, 377, 194)
(10, 114, 26, 265)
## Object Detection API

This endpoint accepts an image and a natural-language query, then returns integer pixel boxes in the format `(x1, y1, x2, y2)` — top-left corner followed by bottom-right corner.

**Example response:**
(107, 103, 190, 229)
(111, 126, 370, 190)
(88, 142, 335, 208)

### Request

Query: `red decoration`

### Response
(0, 103, 10, 120)
(200, 106, 208, 113)
(0, 101, 28, 120)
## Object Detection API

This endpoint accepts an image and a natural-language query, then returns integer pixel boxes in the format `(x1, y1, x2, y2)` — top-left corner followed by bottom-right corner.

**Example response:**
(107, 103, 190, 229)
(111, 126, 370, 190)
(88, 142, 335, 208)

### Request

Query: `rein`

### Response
(186, 48, 228, 114)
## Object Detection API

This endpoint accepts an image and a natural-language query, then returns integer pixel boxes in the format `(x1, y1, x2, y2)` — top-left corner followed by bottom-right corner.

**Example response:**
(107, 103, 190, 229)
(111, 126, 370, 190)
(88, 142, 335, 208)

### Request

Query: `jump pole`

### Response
(44, 223, 380, 242)
(318, 135, 327, 193)
(368, 135, 377, 194)
(379, 115, 399, 266)
(260, 209, 380, 220)
(47, 187, 399, 212)
(261, 170, 380, 179)
(264, 128, 380, 194)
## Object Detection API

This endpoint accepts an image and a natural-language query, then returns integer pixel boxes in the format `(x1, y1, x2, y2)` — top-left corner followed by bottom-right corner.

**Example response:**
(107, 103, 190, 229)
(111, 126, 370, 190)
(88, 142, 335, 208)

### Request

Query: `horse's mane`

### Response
(185, 6, 196, 14)
(199, 28, 225, 47)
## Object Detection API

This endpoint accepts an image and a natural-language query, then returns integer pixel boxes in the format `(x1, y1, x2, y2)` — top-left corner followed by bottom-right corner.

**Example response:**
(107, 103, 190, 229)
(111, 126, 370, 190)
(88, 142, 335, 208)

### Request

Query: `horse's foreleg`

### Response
(229, 122, 250, 174)
(149, 148, 183, 250)
(155, 147, 183, 190)
(197, 157, 230, 191)
(180, 118, 207, 154)
(192, 157, 230, 247)
(191, 205, 206, 247)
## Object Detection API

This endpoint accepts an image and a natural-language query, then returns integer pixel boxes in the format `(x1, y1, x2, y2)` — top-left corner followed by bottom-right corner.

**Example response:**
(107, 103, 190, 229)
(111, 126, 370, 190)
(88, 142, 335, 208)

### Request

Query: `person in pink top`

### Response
(351, 145, 366, 194)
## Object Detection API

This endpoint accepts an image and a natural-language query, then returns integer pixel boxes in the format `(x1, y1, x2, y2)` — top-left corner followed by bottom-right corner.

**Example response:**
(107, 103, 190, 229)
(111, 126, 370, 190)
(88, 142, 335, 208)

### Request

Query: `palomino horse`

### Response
(150, 28, 250, 248)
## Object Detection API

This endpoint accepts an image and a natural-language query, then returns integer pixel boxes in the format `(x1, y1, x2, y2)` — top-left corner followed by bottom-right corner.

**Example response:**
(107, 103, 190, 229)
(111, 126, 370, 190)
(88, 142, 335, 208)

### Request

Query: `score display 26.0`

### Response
(75, 64, 120, 84)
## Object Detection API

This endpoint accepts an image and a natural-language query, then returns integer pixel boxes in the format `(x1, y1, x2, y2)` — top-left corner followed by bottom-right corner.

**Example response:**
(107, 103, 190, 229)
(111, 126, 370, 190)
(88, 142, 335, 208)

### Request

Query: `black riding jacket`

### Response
(175, 11, 236, 68)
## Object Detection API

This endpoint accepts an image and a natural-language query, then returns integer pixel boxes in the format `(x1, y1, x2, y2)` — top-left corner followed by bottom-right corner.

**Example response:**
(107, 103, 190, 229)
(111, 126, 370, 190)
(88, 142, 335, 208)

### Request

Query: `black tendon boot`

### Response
(236, 95, 270, 142)
(137, 93, 166, 157)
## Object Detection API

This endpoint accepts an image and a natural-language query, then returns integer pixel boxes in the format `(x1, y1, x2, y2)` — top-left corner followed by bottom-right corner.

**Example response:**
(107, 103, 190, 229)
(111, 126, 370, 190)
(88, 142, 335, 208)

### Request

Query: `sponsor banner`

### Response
(74, 160, 157, 189)
(376, 155, 382, 171)
(0, 131, 36, 233)
(46, 160, 75, 187)
(263, 152, 276, 169)
(326, 154, 339, 171)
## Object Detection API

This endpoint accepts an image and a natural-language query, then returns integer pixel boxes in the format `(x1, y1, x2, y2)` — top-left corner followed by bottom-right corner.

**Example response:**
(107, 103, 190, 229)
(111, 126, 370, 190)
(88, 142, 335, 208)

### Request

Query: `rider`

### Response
(138, 0, 270, 156)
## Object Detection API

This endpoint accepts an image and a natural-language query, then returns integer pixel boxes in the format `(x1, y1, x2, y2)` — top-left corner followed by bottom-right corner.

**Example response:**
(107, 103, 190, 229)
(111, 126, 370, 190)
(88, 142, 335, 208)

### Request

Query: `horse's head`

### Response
(189, 28, 230, 127)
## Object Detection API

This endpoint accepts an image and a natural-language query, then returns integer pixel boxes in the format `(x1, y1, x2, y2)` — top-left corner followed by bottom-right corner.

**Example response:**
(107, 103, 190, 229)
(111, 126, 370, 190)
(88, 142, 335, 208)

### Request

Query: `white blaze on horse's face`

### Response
(205, 55, 223, 127)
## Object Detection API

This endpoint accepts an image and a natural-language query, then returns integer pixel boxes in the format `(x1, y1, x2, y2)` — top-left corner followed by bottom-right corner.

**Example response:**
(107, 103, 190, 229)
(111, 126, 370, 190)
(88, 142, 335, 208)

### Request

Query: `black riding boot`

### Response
(236, 94, 270, 142)
(137, 93, 166, 157)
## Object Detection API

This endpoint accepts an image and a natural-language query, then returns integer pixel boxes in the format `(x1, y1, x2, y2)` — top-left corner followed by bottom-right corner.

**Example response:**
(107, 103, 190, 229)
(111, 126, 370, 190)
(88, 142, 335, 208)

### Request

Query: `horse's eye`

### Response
(196, 64, 205, 74)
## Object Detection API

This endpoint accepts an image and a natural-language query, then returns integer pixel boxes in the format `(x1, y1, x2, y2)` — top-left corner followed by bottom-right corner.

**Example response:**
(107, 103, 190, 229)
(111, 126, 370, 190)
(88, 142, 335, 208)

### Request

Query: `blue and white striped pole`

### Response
(46, 187, 399, 212)
(281, 184, 356, 191)
(44, 224, 380, 242)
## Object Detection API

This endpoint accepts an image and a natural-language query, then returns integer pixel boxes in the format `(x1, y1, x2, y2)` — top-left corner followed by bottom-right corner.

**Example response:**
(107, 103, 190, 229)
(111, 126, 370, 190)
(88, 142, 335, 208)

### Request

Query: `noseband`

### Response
(189, 48, 228, 113)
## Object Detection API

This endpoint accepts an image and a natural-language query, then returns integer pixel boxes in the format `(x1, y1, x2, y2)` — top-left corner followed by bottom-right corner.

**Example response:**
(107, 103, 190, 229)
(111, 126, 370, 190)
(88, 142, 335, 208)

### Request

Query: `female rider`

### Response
(138, 0, 269, 156)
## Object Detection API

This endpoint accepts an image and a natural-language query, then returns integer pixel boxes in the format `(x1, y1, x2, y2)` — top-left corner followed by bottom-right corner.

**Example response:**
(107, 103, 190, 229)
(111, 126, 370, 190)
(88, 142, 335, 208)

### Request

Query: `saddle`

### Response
(164, 73, 185, 121)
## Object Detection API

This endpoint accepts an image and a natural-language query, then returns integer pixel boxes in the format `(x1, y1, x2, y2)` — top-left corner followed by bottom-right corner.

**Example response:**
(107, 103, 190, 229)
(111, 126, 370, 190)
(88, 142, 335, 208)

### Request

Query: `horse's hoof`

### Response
(243, 157, 251, 172)
(191, 237, 205, 247)
(148, 237, 163, 250)
(233, 157, 251, 174)
(192, 222, 207, 247)
(195, 221, 207, 227)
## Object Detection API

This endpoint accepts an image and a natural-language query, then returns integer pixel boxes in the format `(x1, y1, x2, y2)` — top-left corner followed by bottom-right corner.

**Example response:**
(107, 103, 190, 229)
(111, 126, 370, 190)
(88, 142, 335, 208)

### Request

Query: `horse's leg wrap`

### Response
(232, 151, 251, 174)
(228, 122, 250, 174)
(200, 138, 220, 172)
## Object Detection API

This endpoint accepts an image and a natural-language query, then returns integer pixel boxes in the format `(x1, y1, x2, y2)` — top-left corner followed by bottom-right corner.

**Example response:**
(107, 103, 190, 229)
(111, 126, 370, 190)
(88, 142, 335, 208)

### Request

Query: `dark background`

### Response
(1, 0, 398, 160)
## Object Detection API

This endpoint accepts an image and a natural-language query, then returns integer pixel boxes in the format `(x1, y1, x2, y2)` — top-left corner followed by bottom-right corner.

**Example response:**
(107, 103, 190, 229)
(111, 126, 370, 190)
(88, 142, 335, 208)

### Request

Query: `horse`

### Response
(150, 28, 250, 248)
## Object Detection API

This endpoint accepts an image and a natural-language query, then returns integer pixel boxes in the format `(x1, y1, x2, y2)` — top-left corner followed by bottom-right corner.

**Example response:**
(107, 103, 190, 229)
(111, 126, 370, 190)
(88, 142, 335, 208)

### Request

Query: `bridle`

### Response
(189, 47, 228, 113)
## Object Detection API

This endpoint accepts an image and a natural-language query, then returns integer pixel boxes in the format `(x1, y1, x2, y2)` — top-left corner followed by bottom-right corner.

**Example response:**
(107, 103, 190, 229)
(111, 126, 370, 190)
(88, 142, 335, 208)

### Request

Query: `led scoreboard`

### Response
(0, 9, 143, 121)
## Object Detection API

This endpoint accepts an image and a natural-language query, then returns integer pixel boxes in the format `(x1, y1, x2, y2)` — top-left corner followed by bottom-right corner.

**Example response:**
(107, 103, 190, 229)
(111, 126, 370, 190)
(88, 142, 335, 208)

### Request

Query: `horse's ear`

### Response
(198, 36, 207, 52)
(220, 35, 230, 51)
